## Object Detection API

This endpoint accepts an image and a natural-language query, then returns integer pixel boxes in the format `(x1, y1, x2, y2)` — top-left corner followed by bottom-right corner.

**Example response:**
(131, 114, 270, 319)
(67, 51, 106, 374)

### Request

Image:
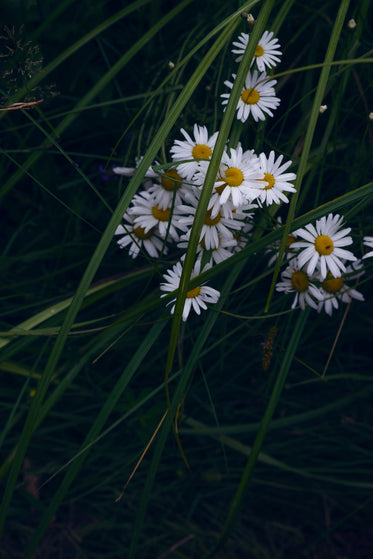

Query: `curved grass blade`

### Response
(23, 321, 166, 558)
(206, 308, 310, 557)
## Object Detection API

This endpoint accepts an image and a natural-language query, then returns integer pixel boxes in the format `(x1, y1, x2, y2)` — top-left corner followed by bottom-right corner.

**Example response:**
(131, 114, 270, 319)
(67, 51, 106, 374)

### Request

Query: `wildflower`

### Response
(231, 30, 282, 71)
(221, 70, 280, 123)
(147, 168, 188, 210)
(204, 146, 264, 217)
(319, 105, 328, 114)
(176, 189, 243, 250)
(317, 261, 364, 316)
(276, 259, 323, 310)
(178, 233, 237, 266)
(129, 190, 180, 241)
(160, 261, 220, 321)
(113, 157, 158, 189)
(170, 124, 219, 181)
(254, 151, 296, 206)
(347, 18, 357, 29)
(114, 213, 166, 259)
(292, 214, 356, 280)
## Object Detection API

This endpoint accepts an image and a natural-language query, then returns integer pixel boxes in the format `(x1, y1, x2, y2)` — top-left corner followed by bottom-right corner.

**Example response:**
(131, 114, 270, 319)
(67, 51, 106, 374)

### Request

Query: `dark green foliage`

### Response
(0, 1, 373, 558)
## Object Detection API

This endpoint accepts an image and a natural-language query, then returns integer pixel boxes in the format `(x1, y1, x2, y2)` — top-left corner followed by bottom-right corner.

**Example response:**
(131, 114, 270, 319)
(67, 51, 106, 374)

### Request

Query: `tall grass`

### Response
(1, 0, 373, 557)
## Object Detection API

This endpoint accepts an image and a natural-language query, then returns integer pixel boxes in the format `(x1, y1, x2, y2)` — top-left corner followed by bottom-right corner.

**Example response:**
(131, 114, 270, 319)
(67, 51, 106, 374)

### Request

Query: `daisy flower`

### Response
(170, 124, 219, 181)
(276, 259, 323, 310)
(114, 213, 166, 259)
(221, 70, 280, 123)
(178, 234, 237, 265)
(129, 190, 180, 241)
(231, 30, 282, 71)
(254, 151, 296, 206)
(176, 189, 243, 250)
(362, 236, 373, 259)
(201, 146, 264, 217)
(113, 157, 159, 189)
(317, 261, 365, 316)
(147, 167, 189, 210)
(160, 261, 220, 321)
(292, 213, 357, 280)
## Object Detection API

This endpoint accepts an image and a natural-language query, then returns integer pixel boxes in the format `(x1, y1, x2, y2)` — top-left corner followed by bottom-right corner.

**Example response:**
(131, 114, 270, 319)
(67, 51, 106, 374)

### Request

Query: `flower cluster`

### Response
(112, 26, 370, 320)
(273, 214, 367, 315)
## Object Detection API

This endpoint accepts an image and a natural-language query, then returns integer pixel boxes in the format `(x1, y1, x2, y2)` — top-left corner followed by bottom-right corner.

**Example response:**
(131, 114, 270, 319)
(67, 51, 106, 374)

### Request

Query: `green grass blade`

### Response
(208, 308, 310, 555)
(23, 321, 166, 558)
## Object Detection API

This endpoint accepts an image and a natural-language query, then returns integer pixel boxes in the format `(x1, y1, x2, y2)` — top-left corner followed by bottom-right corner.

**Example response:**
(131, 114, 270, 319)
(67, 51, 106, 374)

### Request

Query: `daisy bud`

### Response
(319, 105, 328, 114)
(246, 13, 255, 25)
(368, 112, 373, 121)
(168, 61, 175, 70)
(347, 18, 356, 29)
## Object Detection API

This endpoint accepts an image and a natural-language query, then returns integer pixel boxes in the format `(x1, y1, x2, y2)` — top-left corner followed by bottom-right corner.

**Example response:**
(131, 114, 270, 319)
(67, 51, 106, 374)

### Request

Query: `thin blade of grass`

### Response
(23, 321, 166, 558)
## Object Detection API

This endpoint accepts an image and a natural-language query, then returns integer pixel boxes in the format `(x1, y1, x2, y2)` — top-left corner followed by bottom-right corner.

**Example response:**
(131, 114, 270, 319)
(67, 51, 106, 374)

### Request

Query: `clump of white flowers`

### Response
(112, 25, 369, 320)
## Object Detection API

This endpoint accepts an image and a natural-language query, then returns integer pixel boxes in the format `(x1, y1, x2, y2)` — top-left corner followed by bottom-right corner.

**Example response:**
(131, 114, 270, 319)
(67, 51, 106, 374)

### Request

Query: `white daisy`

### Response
(292, 214, 357, 280)
(275, 259, 323, 310)
(113, 155, 159, 187)
(160, 261, 220, 321)
(129, 190, 180, 241)
(203, 146, 264, 217)
(231, 30, 282, 71)
(221, 70, 280, 123)
(114, 212, 166, 259)
(170, 124, 219, 181)
(146, 167, 190, 210)
(178, 234, 237, 266)
(362, 236, 373, 259)
(254, 151, 296, 206)
(176, 189, 243, 250)
(317, 261, 365, 316)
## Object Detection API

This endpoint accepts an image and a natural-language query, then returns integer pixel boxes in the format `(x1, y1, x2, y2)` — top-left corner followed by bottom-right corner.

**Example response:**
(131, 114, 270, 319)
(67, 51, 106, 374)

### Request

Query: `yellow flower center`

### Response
(161, 169, 182, 191)
(322, 274, 344, 294)
(291, 270, 309, 292)
(151, 205, 171, 221)
(255, 44, 265, 57)
(186, 286, 201, 298)
(224, 167, 244, 187)
(204, 209, 221, 226)
(192, 144, 212, 159)
(314, 235, 334, 255)
(133, 225, 155, 239)
(260, 172, 276, 190)
(241, 88, 260, 105)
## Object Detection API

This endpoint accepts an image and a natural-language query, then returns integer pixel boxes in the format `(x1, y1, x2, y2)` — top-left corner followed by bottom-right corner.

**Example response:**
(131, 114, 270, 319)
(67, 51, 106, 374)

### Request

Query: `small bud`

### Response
(246, 13, 255, 25)
(347, 18, 356, 29)
(369, 112, 373, 121)
(319, 105, 328, 114)
(168, 61, 175, 70)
